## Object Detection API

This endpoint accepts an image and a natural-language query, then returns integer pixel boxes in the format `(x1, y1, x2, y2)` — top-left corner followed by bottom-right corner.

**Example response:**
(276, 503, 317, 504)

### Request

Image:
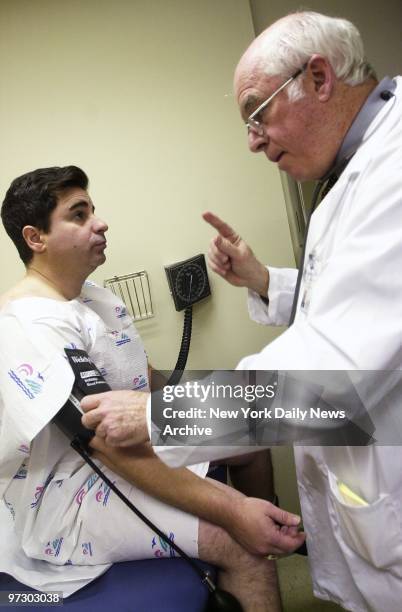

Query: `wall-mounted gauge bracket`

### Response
(164, 254, 211, 311)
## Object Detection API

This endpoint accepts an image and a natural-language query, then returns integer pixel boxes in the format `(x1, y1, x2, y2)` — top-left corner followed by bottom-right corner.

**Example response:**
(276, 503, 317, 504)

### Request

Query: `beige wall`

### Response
(0, 0, 294, 372)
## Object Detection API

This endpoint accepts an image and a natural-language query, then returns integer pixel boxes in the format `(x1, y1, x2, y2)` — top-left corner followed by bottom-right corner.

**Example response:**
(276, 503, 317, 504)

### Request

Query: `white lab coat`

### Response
(153, 77, 402, 612)
(242, 77, 402, 612)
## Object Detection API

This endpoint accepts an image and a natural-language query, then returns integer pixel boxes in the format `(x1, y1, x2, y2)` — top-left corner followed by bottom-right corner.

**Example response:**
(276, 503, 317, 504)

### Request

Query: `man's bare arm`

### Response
(90, 436, 304, 556)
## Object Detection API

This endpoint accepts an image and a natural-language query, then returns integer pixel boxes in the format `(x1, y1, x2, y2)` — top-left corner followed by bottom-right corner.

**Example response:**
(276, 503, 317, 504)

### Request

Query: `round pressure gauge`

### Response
(174, 262, 206, 303)
(165, 254, 211, 311)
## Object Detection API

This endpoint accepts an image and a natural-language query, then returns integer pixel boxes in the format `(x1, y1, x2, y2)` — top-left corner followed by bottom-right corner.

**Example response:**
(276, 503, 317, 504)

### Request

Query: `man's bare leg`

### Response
(197, 476, 281, 611)
(198, 518, 281, 612)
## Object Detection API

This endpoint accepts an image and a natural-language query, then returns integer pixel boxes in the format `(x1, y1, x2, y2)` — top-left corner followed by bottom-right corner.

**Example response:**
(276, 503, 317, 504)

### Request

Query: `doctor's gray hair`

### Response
(255, 11, 376, 101)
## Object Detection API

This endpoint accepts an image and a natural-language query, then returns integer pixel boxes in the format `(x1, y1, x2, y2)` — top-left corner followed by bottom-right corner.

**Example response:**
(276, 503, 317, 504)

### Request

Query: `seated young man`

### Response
(0, 166, 304, 611)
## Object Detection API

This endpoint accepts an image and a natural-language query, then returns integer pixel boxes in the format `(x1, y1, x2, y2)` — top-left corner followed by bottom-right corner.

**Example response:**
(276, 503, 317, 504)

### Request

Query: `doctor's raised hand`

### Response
(203, 211, 269, 298)
(81, 389, 150, 447)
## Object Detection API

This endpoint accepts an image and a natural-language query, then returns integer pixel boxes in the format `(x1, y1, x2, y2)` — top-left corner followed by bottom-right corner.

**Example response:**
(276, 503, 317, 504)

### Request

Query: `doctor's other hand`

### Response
(229, 497, 305, 556)
(81, 390, 150, 447)
(202, 211, 269, 297)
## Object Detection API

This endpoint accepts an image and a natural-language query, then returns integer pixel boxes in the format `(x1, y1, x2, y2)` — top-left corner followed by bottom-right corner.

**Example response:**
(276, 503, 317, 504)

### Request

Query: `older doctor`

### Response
(82, 11, 402, 612)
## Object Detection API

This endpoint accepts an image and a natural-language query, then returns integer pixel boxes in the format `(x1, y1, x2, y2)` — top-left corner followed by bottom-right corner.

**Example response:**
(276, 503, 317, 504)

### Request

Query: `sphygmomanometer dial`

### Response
(175, 263, 206, 303)
(164, 254, 211, 311)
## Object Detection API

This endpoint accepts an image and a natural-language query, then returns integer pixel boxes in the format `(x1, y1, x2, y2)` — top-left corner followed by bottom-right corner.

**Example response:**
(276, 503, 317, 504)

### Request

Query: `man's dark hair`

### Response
(1, 165, 89, 264)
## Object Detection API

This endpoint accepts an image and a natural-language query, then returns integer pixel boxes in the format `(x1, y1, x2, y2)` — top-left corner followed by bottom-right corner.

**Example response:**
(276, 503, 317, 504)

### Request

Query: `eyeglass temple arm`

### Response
(248, 62, 308, 122)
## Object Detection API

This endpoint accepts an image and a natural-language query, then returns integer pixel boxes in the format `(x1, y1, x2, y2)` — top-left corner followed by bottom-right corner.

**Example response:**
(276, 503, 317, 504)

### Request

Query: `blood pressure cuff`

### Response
(52, 348, 111, 447)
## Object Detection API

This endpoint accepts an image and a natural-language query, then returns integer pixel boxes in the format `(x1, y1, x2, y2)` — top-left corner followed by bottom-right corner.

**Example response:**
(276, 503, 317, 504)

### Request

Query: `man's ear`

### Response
(307, 54, 336, 102)
(22, 226, 47, 254)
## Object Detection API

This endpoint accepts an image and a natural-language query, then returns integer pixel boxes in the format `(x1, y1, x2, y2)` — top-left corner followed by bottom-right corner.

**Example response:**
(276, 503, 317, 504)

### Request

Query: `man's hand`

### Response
(227, 496, 305, 556)
(203, 211, 269, 296)
(83, 434, 306, 557)
(81, 390, 150, 447)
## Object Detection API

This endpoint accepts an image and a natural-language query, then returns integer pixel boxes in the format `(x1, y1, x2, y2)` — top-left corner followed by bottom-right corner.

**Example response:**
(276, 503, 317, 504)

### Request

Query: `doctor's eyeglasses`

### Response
(246, 64, 307, 136)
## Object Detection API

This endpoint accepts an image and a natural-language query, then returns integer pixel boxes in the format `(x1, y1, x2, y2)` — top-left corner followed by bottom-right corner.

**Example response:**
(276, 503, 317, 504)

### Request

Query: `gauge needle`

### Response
(187, 274, 193, 301)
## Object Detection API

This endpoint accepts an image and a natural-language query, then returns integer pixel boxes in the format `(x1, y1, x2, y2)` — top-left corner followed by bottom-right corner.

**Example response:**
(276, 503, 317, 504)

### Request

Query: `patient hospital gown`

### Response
(0, 282, 208, 596)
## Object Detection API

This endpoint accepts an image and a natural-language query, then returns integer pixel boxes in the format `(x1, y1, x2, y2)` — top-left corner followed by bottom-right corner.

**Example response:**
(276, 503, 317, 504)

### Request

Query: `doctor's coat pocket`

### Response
(327, 469, 402, 571)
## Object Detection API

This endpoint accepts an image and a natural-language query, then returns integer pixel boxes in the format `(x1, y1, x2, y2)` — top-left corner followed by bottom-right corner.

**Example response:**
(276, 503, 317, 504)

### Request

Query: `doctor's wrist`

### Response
(249, 265, 269, 298)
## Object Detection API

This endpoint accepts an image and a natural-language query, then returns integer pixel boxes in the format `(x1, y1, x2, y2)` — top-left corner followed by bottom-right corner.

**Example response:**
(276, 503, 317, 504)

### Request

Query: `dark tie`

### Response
(319, 171, 339, 200)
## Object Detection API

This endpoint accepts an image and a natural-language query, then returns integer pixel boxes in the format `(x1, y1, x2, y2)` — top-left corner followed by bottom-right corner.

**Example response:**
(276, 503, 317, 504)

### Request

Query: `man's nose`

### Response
(94, 216, 108, 233)
(248, 128, 268, 153)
